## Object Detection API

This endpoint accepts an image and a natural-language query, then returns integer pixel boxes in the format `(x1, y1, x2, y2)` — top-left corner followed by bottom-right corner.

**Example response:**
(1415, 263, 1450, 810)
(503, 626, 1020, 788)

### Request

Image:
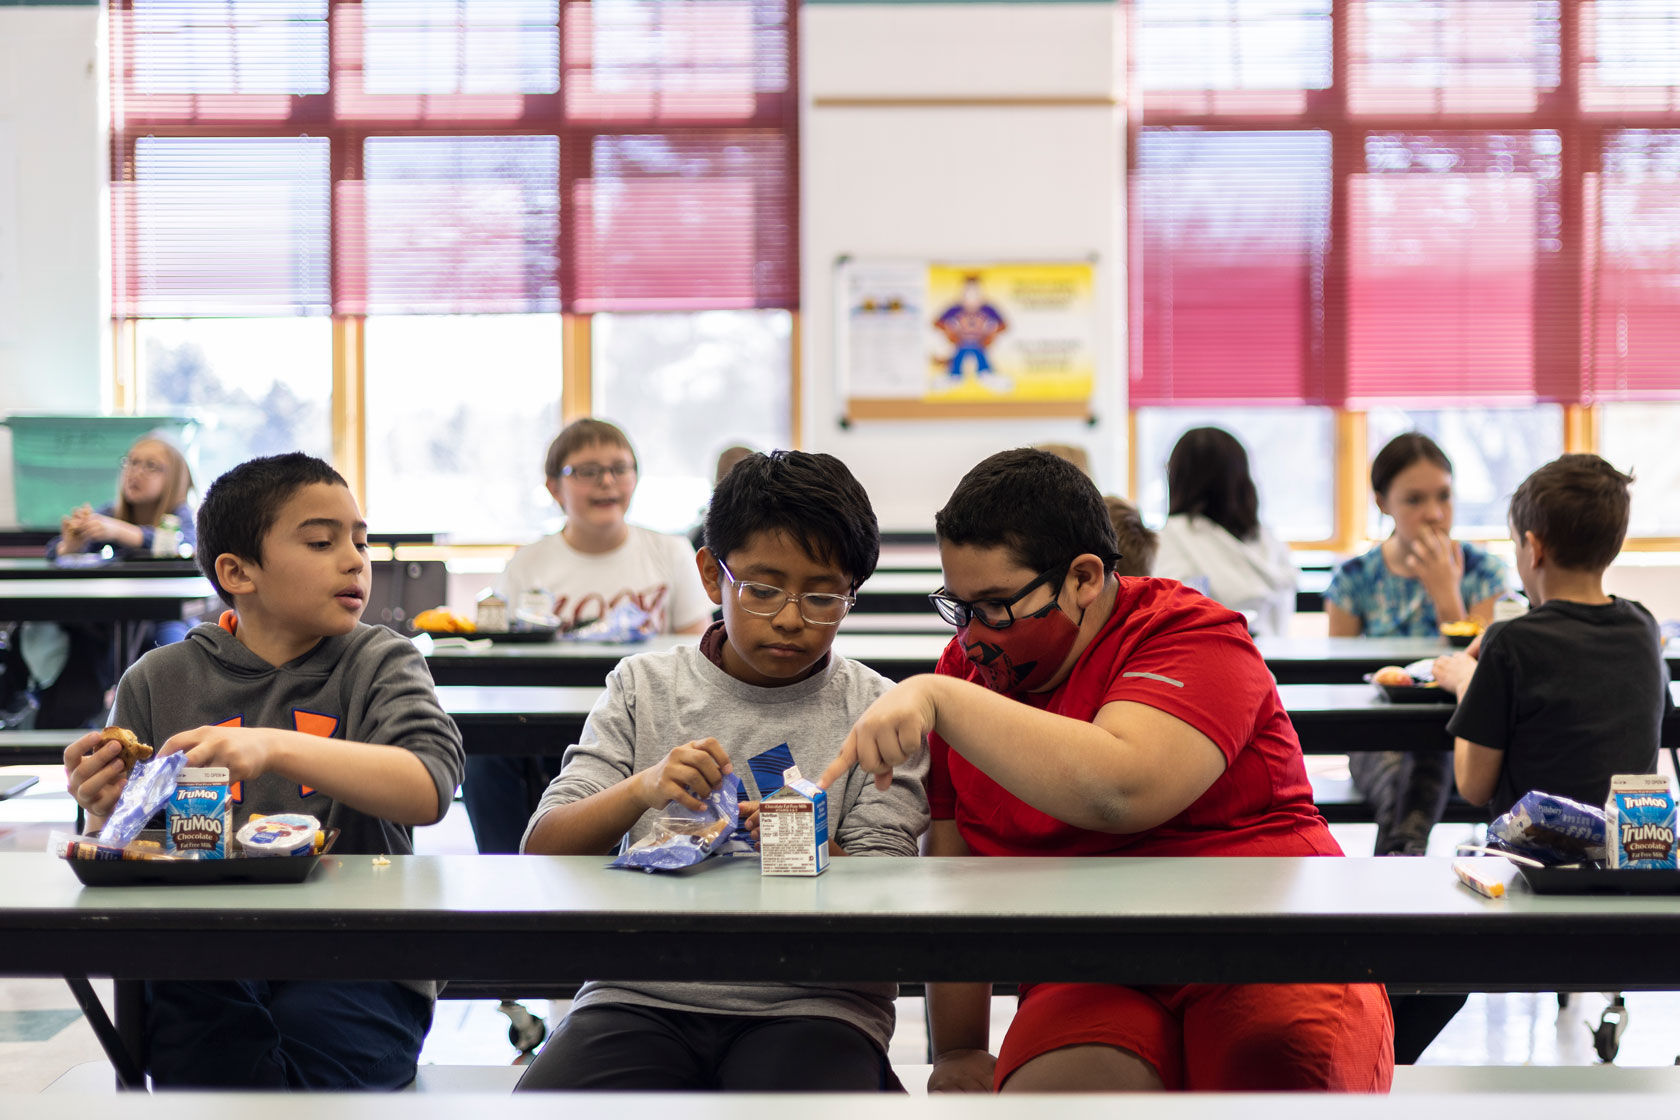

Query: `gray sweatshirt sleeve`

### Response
(356, 634, 465, 825)
(520, 662, 641, 852)
(832, 672, 930, 858)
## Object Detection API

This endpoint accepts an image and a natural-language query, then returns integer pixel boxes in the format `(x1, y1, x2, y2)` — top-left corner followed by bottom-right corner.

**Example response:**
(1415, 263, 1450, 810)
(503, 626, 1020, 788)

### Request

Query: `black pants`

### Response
(515, 1003, 899, 1092)
(1348, 750, 1454, 856)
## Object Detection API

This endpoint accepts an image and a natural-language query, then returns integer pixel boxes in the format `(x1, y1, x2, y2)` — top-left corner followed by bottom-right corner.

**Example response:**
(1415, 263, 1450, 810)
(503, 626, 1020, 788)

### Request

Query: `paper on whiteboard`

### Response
(838, 260, 926, 398)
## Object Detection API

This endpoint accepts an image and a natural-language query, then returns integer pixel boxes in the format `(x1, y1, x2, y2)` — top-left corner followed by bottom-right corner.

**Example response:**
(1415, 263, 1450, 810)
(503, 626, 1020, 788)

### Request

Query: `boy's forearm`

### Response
(523, 777, 650, 855)
(928, 982, 993, 1056)
(268, 732, 445, 825)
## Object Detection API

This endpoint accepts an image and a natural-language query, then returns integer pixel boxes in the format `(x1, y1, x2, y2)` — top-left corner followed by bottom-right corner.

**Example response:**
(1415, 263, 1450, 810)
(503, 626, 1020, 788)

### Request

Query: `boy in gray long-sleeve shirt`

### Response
(64, 453, 464, 1090)
(518, 450, 929, 1093)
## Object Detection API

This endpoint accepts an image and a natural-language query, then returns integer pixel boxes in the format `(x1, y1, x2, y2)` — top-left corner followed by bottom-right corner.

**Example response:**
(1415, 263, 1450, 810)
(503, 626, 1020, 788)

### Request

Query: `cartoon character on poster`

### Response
(933, 274, 1008, 383)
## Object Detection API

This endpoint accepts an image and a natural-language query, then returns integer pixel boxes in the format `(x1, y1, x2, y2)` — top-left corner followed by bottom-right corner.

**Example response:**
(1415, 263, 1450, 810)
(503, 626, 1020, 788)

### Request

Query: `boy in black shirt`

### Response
(1433, 454, 1672, 818)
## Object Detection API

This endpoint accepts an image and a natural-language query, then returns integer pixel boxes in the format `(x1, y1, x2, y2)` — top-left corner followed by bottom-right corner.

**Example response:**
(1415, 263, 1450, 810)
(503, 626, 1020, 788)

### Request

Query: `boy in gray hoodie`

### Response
(63, 452, 464, 1089)
(517, 450, 929, 1092)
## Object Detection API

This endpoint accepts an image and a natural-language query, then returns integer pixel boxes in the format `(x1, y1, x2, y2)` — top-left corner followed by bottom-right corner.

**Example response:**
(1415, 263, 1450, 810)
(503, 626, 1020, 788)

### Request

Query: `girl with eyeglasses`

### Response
(50, 434, 196, 560)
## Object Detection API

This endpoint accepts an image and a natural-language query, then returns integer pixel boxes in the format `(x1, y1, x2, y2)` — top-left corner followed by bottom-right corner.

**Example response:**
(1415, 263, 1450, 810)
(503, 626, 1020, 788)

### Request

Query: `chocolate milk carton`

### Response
(759, 765, 829, 876)
(166, 767, 232, 858)
(1606, 774, 1678, 870)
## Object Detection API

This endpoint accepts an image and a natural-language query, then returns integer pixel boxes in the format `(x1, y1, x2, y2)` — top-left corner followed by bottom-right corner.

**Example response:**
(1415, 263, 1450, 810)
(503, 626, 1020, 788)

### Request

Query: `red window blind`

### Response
(111, 0, 797, 317)
(113, 137, 331, 317)
(1129, 129, 1331, 405)
(1346, 132, 1574, 404)
(1586, 129, 1680, 402)
(1131, 1, 1680, 408)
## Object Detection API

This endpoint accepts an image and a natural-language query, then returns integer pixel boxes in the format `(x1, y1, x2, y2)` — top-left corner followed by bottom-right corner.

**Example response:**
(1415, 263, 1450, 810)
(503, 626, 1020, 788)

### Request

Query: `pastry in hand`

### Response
(98, 726, 154, 772)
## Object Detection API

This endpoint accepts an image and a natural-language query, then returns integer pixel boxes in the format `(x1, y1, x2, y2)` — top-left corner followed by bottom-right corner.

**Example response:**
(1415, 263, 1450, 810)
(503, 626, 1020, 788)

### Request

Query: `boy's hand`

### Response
(1404, 527, 1464, 597)
(1431, 652, 1477, 698)
(159, 724, 275, 782)
(928, 1049, 996, 1093)
(63, 730, 128, 819)
(738, 800, 761, 842)
(818, 677, 938, 792)
(636, 737, 732, 812)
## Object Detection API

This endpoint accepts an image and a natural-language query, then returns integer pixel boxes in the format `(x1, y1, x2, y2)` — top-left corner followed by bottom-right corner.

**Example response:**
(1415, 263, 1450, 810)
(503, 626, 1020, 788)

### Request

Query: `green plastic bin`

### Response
(4, 414, 195, 529)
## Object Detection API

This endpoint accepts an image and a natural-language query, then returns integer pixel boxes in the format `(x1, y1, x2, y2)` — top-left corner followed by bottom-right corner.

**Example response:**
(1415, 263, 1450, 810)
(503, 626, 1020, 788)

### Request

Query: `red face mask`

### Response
(959, 595, 1081, 693)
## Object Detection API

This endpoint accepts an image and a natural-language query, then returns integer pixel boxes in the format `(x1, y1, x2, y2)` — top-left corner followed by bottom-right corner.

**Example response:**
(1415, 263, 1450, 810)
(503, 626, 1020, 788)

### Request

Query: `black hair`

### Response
(196, 452, 349, 606)
(935, 448, 1120, 573)
(1166, 426, 1261, 542)
(1509, 454, 1634, 572)
(1372, 431, 1453, 497)
(703, 451, 879, 588)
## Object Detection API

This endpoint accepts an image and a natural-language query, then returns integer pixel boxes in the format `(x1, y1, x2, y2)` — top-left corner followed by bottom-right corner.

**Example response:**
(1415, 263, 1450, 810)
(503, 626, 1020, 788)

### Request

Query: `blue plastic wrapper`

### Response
(1488, 790, 1607, 866)
(564, 601, 655, 644)
(611, 773, 753, 873)
(98, 752, 188, 849)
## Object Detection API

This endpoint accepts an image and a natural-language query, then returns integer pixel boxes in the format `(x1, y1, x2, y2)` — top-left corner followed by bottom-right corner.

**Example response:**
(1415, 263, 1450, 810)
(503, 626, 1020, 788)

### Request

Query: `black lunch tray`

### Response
(1517, 863, 1680, 895)
(66, 829, 339, 887)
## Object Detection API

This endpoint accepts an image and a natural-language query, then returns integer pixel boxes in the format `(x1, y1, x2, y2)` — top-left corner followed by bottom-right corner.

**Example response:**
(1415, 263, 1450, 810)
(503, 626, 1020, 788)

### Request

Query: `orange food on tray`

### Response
(413, 607, 476, 634)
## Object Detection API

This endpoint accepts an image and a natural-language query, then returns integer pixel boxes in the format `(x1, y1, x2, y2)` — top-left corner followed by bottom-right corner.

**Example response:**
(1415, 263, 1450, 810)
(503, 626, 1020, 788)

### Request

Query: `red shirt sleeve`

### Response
(925, 635, 971, 820)
(1096, 598, 1274, 767)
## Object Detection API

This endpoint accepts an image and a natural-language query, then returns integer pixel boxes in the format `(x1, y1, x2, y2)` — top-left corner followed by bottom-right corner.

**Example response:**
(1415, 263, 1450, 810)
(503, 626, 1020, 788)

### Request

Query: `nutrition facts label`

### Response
(760, 803, 820, 875)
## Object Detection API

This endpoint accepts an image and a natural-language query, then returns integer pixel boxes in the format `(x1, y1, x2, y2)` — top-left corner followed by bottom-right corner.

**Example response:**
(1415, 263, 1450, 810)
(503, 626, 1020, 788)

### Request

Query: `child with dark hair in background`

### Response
(1433, 454, 1671, 817)
(518, 450, 928, 1093)
(1103, 496, 1157, 578)
(62, 452, 463, 1088)
(1326, 431, 1509, 857)
(1152, 427, 1294, 636)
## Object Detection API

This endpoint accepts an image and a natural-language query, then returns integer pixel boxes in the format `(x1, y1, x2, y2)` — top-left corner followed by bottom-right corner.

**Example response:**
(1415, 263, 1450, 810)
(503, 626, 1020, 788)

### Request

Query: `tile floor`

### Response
(3, 758, 1674, 1093)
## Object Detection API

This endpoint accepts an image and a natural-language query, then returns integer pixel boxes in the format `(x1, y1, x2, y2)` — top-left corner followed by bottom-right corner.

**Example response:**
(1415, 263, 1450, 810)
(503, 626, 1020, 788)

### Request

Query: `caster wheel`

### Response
(497, 1000, 548, 1055)
(1592, 996, 1628, 1063)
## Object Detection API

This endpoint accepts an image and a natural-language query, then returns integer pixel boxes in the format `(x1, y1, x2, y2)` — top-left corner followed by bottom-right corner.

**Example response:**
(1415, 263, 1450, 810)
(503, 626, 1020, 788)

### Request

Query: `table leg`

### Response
(63, 975, 146, 1090)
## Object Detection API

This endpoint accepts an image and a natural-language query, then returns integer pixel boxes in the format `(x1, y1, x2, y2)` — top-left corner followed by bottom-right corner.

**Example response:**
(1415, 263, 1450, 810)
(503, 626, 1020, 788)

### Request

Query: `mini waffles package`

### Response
(611, 772, 751, 873)
(1487, 791, 1606, 866)
(98, 752, 189, 848)
(1605, 774, 1678, 870)
(166, 767, 231, 858)
(759, 765, 829, 877)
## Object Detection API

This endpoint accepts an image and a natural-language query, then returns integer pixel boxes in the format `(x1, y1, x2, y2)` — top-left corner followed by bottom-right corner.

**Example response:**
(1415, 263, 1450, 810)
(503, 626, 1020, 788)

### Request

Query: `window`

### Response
(1135, 407, 1335, 543)
(1601, 402, 1680, 538)
(592, 310, 791, 534)
(111, 0, 798, 536)
(136, 318, 333, 486)
(1131, 2, 1680, 544)
(1367, 407, 1563, 537)
(363, 315, 562, 539)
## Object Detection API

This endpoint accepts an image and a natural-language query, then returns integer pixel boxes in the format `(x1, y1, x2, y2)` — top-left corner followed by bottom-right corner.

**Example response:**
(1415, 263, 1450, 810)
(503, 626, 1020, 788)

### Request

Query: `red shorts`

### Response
(996, 982, 1394, 1092)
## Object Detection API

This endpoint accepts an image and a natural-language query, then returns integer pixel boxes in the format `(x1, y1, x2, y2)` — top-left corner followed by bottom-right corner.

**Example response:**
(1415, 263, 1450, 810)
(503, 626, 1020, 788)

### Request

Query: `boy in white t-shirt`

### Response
(466, 418, 711, 854)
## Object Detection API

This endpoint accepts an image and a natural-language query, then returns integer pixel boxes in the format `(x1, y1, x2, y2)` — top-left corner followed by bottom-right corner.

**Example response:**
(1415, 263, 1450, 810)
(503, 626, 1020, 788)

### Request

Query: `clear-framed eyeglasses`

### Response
(716, 558, 856, 626)
(560, 462, 637, 483)
(119, 455, 168, 477)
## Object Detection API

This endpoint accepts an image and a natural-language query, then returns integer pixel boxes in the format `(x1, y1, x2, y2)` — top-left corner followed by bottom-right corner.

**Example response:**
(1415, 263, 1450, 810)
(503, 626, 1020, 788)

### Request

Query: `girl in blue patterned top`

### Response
(1327, 432, 1509, 857)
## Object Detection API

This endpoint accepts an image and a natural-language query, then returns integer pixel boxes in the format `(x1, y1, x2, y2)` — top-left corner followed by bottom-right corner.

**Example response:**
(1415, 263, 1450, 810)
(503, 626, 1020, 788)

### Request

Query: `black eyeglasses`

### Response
(929, 567, 1067, 630)
(560, 462, 637, 483)
(716, 558, 856, 626)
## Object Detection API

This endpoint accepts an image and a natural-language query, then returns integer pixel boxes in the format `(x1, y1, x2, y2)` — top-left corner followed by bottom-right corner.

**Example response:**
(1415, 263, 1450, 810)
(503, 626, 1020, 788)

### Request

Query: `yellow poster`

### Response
(925, 263, 1095, 403)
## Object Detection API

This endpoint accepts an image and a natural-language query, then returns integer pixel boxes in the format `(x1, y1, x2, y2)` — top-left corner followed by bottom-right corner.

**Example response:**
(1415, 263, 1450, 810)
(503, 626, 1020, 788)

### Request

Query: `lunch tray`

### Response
(66, 830, 339, 887)
(1517, 864, 1680, 895)
(417, 627, 559, 644)
(1374, 682, 1450, 704)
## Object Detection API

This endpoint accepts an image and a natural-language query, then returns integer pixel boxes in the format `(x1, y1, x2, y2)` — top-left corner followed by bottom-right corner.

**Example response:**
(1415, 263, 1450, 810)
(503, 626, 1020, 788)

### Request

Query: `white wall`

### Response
(0, 4, 108, 524)
(800, 2, 1127, 530)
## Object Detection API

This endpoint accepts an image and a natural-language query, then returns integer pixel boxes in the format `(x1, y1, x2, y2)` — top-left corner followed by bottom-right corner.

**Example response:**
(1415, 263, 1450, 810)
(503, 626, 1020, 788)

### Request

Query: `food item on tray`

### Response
(1488, 791, 1606, 865)
(1439, 619, 1482, 638)
(413, 607, 476, 634)
(1372, 665, 1416, 688)
(236, 813, 325, 857)
(99, 726, 154, 772)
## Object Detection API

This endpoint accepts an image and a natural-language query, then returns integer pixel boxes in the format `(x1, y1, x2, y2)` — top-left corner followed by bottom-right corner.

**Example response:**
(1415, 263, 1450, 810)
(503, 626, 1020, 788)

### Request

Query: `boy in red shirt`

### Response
(821, 448, 1392, 1093)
